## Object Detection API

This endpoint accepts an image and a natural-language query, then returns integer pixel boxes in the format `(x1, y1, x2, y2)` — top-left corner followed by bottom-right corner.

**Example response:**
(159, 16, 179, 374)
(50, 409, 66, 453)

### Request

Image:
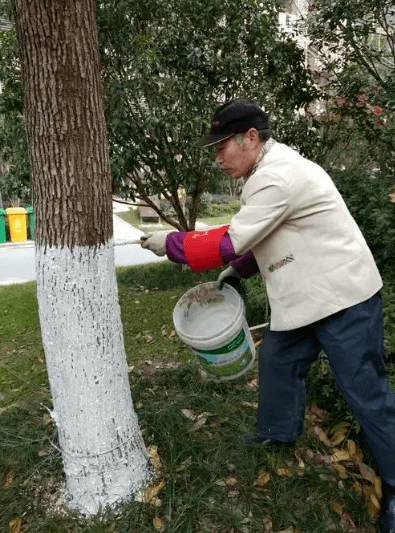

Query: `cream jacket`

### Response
(228, 140, 383, 331)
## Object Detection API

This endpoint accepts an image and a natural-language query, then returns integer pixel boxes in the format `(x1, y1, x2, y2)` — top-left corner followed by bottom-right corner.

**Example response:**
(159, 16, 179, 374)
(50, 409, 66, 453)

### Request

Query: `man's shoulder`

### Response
(263, 140, 303, 163)
(253, 141, 301, 181)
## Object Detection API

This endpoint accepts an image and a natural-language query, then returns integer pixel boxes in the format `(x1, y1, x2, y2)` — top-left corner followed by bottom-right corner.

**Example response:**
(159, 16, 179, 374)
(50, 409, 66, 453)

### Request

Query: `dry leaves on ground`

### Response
(305, 403, 382, 521)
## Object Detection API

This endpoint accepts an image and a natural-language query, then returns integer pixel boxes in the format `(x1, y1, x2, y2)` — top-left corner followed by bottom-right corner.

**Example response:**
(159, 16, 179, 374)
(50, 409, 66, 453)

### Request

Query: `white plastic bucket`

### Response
(173, 282, 255, 381)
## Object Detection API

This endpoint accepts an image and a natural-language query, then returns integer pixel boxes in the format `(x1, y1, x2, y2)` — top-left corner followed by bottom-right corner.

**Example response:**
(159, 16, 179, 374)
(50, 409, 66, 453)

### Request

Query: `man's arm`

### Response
(142, 226, 259, 277)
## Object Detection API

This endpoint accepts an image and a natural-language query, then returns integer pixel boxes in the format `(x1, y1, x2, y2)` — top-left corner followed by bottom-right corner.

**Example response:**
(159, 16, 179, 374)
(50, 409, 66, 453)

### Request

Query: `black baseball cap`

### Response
(194, 99, 270, 148)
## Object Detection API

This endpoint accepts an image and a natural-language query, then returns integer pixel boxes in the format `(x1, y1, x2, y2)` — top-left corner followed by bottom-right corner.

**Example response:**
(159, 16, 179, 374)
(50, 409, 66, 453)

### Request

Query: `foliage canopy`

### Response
(96, 0, 317, 229)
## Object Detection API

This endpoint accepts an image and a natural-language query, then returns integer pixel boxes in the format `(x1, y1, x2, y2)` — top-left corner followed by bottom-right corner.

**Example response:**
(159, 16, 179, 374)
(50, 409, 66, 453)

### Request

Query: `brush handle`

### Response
(249, 322, 269, 331)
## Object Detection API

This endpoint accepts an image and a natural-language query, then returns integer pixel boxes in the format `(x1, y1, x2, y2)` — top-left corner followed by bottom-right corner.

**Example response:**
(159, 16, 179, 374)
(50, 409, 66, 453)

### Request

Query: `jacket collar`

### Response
(243, 138, 276, 181)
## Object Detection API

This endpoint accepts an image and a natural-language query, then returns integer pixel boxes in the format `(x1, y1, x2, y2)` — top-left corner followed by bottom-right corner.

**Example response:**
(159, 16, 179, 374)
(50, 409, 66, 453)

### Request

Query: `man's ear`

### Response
(245, 128, 260, 145)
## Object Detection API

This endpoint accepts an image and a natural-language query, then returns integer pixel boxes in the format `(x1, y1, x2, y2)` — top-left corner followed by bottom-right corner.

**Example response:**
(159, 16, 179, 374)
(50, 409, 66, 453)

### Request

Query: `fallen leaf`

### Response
(351, 481, 363, 494)
(9, 517, 22, 533)
(374, 476, 382, 499)
(263, 517, 272, 532)
(358, 460, 377, 484)
(313, 425, 332, 446)
(331, 421, 349, 432)
(331, 430, 347, 446)
(239, 401, 259, 409)
(254, 469, 271, 487)
(347, 439, 357, 458)
(215, 476, 237, 486)
(176, 457, 192, 472)
(365, 485, 381, 519)
(147, 445, 162, 471)
(276, 468, 293, 477)
(181, 409, 196, 420)
(141, 479, 165, 506)
(38, 449, 49, 457)
(309, 402, 326, 421)
(161, 325, 177, 339)
(43, 414, 52, 425)
(331, 462, 348, 479)
(153, 517, 165, 532)
(367, 500, 380, 520)
(331, 502, 344, 516)
(315, 453, 333, 464)
(332, 449, 351, 462)
(246, 378, 258, 388)
(3, 470, 14, 488)
(189, 417, 207, 431)
(370, 490, 380, 510)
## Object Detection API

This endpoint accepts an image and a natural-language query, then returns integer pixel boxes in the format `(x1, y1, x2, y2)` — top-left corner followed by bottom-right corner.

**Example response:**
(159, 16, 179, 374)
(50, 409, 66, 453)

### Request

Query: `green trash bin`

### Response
(26, 206, 34, 240)
(0, 208, 6, 243)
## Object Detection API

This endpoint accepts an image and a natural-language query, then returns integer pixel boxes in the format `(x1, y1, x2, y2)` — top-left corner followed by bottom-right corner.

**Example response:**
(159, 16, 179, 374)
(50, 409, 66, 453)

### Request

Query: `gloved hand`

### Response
(217, 265, 241, 290)
(140, 232, 168, 256)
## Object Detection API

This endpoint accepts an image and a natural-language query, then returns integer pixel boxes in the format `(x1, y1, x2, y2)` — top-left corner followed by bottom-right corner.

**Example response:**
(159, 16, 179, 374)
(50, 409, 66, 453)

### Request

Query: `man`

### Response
(141, 99, 395, 532)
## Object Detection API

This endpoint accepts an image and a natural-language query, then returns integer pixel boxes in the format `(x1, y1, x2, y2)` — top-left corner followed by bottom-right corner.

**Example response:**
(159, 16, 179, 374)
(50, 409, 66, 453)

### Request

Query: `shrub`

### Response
(331, 170, 395, 274)
(185, 192, 213, 217)
(198, 192, 213, 216)
(239, 274, 268, 327)
(206, 199, 240, 217)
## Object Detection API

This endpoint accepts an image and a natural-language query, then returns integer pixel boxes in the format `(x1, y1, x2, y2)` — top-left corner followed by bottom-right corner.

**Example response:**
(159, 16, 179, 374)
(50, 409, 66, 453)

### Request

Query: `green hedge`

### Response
(206, 199, 240, 217)
(331, 170, 395, 275)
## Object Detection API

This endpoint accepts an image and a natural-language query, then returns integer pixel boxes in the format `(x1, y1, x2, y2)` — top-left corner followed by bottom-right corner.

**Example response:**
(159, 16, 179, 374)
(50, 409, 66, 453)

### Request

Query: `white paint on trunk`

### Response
(36, 240, 150, 515)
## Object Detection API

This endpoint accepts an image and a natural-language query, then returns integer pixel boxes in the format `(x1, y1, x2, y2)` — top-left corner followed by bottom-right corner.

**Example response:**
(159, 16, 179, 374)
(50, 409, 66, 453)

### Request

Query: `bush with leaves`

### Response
(331, 169, 395, 275)
(206, 199, 240, 217)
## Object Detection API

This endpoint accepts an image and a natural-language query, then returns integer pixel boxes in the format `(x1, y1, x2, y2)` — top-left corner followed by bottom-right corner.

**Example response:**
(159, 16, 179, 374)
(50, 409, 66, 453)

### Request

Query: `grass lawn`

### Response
(0, 262, 387, 532)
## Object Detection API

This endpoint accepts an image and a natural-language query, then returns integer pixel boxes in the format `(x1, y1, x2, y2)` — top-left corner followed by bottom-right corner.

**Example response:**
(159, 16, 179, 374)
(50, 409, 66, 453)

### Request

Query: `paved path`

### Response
(0, 202, 167, 286)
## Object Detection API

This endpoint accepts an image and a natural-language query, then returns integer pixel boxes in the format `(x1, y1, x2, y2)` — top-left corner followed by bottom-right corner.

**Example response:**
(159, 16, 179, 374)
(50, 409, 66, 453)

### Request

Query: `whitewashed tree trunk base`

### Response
(36, 241, 150, 515)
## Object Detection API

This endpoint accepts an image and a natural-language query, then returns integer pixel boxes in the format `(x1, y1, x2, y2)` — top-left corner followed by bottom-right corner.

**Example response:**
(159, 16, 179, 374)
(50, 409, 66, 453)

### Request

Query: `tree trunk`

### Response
(14, 0, 149, 514)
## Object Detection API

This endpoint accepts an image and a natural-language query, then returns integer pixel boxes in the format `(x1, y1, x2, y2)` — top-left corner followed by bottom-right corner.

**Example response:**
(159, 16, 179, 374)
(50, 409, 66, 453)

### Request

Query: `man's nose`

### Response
(215, 153, 223, 166)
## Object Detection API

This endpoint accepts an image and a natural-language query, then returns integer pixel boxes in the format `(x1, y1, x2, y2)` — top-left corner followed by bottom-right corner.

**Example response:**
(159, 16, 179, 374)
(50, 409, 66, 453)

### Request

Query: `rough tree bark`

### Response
(14, 0, 149, 514)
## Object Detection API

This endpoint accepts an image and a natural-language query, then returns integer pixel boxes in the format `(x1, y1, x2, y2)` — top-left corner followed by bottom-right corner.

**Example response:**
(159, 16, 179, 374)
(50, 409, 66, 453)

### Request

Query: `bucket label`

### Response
(192, 328, 254, 377)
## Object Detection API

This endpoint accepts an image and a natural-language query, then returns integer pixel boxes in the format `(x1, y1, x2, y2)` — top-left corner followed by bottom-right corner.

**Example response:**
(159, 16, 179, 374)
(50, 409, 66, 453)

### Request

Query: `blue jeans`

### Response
(257, 292, 395, 486)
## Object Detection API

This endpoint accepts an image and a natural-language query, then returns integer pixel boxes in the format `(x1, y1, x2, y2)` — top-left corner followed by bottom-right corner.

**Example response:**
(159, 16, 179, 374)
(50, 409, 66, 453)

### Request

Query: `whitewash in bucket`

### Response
(173, 282, 255, 380)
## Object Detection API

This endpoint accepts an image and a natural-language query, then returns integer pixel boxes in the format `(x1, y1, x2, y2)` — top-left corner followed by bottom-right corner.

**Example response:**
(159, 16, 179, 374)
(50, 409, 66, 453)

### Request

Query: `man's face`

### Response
(214, 131, 258, 179)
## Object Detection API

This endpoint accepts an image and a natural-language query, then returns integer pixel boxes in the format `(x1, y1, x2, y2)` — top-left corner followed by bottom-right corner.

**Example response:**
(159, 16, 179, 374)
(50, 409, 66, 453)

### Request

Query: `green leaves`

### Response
(97, 0, 316, 230)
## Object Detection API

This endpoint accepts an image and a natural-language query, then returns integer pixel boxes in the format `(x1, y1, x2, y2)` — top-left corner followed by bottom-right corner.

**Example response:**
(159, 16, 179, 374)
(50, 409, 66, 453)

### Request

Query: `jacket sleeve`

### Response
(165, 228, 258, 276)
